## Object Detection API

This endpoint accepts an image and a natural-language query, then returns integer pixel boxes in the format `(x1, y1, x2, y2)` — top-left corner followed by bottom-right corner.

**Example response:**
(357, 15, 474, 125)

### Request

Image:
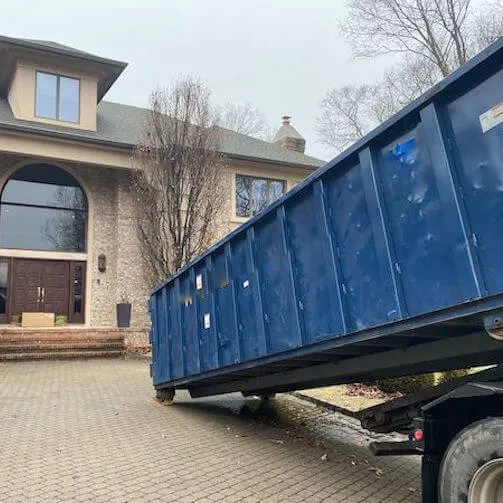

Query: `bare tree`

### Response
(219, 102, 273, 140)
(342, 0, 503, 77)
(381, 57, 439, 105)
(318, 1, 503, 154)
(470, 0, 503, 51)
(315, 85, 375, 153)
(316, 56, 440, 154)
(132, 77, 227, 286)
(342, 0, 473, 77)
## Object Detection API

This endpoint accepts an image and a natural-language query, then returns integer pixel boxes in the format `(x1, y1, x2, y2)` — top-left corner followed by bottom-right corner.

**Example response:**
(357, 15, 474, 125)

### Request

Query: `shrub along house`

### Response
(0, 35, 323, 359)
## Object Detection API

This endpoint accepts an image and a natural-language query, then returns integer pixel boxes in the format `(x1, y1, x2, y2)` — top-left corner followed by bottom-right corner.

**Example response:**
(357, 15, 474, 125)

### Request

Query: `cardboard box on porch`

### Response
(22, 313, 55, 328)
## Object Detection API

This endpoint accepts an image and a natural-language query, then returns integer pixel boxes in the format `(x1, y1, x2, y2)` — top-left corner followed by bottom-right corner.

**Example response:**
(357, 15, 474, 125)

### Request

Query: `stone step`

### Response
(0, 349, 124, 361)
(0, 335, 124, 344)
(0, 328, 127, 361)
(0, 332, 124, 342)
(0, 341, 124, 352)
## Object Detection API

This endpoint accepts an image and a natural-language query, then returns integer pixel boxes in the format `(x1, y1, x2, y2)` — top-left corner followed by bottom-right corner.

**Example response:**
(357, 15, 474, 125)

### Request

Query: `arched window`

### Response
(0, 164, 87, 252)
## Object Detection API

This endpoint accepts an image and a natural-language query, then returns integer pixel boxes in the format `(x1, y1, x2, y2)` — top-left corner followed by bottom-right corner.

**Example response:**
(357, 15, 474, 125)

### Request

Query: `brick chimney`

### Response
(272, 116, 306, 153)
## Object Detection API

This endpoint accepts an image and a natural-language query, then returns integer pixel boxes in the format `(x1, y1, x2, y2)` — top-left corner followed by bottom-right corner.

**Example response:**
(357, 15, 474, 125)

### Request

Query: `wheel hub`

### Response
(468, 458, 503, 503)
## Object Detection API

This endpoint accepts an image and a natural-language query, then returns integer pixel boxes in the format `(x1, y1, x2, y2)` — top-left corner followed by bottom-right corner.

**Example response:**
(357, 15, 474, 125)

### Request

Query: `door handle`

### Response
(37, 287, 41, 303)
(41, 288, 46, 302)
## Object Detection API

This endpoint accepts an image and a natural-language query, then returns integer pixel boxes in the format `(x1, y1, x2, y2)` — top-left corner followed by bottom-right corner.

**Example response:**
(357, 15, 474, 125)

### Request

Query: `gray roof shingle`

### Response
(0, 98, 324, 169)
(20, 39, 104, 59)
(0, 35, 127, 68)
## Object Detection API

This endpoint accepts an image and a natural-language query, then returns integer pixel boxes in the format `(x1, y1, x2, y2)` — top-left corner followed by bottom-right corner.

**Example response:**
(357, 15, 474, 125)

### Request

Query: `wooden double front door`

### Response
(1, 258, 86, 324)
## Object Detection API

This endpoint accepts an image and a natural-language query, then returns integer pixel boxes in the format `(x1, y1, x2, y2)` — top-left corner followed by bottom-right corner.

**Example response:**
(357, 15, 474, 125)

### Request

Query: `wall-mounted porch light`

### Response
(98, 254, 107, 272)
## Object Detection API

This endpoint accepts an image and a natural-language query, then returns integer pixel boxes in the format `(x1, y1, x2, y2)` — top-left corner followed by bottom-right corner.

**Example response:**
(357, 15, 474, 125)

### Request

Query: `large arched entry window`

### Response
(0, 164, 88, 324)
(0, 164, 87, 252)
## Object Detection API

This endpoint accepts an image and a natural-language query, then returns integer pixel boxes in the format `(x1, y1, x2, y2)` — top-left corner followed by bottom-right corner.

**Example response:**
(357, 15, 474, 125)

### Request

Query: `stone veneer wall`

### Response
(116, 170, 150, 328)
(77, 165, 150, 334)
(79, 165, 119, 327)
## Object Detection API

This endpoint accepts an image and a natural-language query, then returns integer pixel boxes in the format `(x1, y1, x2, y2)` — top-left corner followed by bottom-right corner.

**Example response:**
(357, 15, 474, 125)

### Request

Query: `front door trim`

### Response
(68, 261, 86, 324)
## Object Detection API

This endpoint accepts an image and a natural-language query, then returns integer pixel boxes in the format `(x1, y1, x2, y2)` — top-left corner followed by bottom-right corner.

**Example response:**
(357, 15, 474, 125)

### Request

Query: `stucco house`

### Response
(0, 34, 323, 358)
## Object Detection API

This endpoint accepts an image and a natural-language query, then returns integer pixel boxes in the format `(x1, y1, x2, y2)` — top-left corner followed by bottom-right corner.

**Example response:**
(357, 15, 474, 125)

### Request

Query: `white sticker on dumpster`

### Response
(243, 279, 249, 288)
(480, 103, 503, 132)
(196, 274, 203, 290)
(204, 313, 211, 329)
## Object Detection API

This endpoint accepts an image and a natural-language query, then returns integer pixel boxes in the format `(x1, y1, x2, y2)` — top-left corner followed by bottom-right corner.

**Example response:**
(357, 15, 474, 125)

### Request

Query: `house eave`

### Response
(223, 153, 320, 171)
(0, 122, 135, 151)
(0, 127, 134, 170)
(0, 123, 323, 171)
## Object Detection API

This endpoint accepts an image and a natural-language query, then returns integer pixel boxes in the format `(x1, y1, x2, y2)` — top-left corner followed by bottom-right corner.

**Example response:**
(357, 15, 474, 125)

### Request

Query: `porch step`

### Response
(0, 332, 124, 341)
(0, 336, 123, 344)
(0, 350, 124, 361)
(0, 329, 125, 361)
(0, 342, 124, 353)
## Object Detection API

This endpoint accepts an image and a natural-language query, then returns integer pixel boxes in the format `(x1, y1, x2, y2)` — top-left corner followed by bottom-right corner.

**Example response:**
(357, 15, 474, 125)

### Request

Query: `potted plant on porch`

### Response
(116, 290, 132, 328)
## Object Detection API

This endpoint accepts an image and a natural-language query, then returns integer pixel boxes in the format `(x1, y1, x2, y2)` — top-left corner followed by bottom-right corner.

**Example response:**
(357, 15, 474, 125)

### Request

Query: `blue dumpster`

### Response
(150, 39, 503, 398)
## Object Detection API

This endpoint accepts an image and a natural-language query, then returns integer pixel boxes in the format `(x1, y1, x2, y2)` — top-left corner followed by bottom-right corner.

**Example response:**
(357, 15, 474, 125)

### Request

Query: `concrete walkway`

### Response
(0, 359, 421, 502)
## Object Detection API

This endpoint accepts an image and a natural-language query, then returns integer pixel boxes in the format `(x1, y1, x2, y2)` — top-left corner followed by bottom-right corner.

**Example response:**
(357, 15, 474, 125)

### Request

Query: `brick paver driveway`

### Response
(0, 359, 420, 502)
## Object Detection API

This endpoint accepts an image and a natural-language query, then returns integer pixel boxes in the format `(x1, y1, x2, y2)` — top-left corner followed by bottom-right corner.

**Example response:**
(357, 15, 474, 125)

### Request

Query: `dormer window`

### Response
(35, 71, 80, 123)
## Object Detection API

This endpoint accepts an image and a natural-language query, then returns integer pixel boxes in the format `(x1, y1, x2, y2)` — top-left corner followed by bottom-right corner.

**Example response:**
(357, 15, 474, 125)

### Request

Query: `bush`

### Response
(376, 373, 436, 394)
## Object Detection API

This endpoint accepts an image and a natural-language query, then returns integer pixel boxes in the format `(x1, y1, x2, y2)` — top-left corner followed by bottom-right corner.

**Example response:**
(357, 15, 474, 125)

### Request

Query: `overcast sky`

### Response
(2, 0, 393, 160)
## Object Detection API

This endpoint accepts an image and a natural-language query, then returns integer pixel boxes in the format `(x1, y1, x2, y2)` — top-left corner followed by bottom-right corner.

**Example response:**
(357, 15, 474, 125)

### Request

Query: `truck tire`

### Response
(438, 418, 503, 503)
